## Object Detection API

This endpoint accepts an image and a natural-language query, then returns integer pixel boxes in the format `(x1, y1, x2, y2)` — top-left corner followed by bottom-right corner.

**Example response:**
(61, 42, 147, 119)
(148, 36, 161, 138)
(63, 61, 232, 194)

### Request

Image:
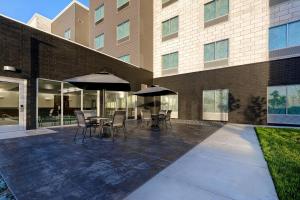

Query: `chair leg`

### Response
(111, 127, 114, 141)
(74, 127, 80, 141)
(82, 128, 87, 143)
(89, 127, 92, 137)
(123, 126, 126, 138)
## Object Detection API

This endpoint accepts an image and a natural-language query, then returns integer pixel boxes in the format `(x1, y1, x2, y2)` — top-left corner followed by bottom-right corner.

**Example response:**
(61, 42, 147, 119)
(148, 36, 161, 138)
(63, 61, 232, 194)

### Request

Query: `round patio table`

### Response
(87, 116, 110, 137)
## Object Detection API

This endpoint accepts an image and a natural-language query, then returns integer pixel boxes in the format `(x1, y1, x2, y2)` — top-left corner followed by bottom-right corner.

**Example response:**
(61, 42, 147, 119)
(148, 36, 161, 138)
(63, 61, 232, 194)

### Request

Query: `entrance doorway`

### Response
(0, 76, 26, 132)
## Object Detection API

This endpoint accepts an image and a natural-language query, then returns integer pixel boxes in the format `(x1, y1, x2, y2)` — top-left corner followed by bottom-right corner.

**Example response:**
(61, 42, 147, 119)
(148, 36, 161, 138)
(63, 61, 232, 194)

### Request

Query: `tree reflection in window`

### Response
(268, 87, 286, 114)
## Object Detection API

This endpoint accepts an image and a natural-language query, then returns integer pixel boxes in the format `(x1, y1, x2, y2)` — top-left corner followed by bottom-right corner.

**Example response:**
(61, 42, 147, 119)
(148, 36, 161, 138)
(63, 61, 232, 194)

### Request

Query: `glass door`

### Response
(0, 77, 26, 132)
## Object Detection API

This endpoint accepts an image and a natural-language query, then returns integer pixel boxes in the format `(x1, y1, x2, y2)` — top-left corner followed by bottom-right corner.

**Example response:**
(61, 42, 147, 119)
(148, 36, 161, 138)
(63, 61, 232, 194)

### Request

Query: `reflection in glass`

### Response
(38, 79, 61, 127)
(203, 89, 228, 113)
(63, 83, 82, 125)
(0, 81, 19, 125)
(287, 85, 300, 115)
(268, 86, 286, 114)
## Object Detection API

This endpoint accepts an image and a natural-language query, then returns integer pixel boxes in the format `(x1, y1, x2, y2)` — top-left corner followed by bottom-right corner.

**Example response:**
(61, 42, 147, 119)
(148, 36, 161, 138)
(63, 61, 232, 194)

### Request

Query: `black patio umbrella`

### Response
(64, 72, 131, 91)
(133, 85, 176, 97)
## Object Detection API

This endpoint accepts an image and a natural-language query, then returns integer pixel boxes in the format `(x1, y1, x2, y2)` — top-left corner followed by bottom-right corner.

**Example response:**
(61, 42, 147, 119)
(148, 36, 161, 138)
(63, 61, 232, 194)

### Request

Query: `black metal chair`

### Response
(165, 110, 172, 128)
(74, 110, 97, 143)
(102, 110, 127, 140)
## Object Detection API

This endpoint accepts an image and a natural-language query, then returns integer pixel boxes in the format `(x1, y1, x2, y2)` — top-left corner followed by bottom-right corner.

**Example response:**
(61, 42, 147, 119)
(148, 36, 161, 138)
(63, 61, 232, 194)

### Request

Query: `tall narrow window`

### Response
(204, 0, 229, 22)
(204, 39, 229, 62)
(162, 16, 179, 38)
(95, 4, 104, 23)
(95, 34, 104, 49)
(117, 0, 129, 10)
(117, 20, 130, 41)
(162, 52, 178, 70)
(64, 29, 71, 40)
(287, 20, 300, 47)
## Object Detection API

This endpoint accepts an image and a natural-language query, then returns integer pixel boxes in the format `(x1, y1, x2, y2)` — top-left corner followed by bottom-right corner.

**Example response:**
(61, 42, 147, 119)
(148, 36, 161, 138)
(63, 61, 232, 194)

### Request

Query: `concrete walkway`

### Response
(125, 124, 278, 200)
(0, 128, 56, 140)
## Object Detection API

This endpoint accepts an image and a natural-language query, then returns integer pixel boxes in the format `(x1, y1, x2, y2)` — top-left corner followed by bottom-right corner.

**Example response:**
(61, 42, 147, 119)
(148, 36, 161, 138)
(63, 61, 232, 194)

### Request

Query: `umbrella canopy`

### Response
(133, 85, 176, 97)
(64, 72, 131, 91)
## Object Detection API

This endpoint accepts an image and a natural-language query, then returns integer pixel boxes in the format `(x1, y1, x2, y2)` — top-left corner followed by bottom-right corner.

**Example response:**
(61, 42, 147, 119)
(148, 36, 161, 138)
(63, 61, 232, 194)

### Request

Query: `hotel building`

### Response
(1, 0, 300, 132)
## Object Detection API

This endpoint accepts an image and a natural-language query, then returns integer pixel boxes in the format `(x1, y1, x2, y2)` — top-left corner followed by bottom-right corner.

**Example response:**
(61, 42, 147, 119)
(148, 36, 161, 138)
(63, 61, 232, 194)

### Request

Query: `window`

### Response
(119, 55, 130, 63)
(162, 52, 178, 70)
(203, 89, 228, 114)
(204, 39, 228, 62)
(117, 0, 129, 9)
(162, 16, 179, 37)
(95, 4, 104, 23)
(117, 20, 130, 41)
(95, 34, 104, 49)
(269, 20, 300, 51)
(64, 29, 71, 40)
(204, 0, 229, 22)
(268, 85, 300, 115)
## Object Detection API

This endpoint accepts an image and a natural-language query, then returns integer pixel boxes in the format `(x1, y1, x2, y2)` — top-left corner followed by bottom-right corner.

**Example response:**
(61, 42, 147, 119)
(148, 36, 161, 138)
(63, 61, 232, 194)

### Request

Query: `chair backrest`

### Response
(74, 110, 86, 127)
(113, 110, 126, 127)
(83, 110, 97, 118)
(141, 109, 151, 119)
(166, 110, 172, 119)
(159, 110, 166, 115)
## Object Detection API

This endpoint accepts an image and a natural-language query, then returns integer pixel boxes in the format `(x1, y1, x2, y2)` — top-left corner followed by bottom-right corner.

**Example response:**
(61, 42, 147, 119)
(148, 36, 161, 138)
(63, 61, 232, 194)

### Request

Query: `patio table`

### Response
(87, 116, 110, 137)
(151, 114, 160, 130)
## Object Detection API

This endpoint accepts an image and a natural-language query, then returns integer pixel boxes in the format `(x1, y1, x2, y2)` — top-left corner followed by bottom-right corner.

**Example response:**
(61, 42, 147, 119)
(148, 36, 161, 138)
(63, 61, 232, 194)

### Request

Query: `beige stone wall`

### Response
(153, 0, 270, 78)
(27, 14, 51, 33)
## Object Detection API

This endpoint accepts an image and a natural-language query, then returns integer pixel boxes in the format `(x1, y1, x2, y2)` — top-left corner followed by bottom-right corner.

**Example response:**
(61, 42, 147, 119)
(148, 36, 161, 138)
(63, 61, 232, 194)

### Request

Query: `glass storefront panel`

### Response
(268, 86, 286, 114)
(161, 94, 178, 118)
(203, 90, 215, 112)
(38, 79, 62, 127)
(287, 85, 300, 115)
(63, 83, 82, 125)
(105, 91, 128, 119)
(0, 81, 19, 126)
(127, 93, 137, 119)
(83, 90, 97, 110)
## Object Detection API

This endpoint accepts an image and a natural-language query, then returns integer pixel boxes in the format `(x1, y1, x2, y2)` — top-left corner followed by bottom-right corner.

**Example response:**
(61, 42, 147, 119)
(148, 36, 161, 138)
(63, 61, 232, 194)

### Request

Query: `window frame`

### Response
(267, 84, 300, 116)
(95, 4, 105, 24)
(117, 0, 130, 11)
(161, 51, 179, 70)
(204, 0, 229, 23)
(269, 20, 300, 51)
(64, 28, 71, 40)
(204, 39, 229, 63)
(118, 54, 131, 63)
(116, 20, 130, 43)
(203, 89, 229, 114)
(162, 16, 179, 38)
(94, 33, 105, 50)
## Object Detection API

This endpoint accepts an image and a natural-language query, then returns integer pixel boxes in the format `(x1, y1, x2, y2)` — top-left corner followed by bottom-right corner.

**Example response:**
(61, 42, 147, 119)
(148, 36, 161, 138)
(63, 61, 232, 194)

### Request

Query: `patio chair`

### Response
(165, 110, 172, 128)
(74, 110, 98, 143)
(141, 109, 152, 127)
(102, 110, 127, 140)
(158, 110, 167, 128)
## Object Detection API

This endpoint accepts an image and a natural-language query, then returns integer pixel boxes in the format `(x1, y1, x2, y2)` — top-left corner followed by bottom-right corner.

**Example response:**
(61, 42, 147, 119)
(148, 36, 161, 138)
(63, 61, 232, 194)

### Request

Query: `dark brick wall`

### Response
(0, 16, 153, 129)
(154, 57, 300, 125)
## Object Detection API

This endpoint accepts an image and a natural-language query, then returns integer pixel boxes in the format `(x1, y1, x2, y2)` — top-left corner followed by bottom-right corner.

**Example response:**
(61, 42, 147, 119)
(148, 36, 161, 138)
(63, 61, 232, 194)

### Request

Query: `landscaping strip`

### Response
(0, 175, 15, 200)
(255, 127, 300, 200)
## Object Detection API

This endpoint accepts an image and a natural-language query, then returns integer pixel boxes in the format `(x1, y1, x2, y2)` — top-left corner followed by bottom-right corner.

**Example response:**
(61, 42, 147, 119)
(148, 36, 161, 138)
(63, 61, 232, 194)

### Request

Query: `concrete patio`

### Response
(0, 122, 221, 200)
(126, 124, 278, 200)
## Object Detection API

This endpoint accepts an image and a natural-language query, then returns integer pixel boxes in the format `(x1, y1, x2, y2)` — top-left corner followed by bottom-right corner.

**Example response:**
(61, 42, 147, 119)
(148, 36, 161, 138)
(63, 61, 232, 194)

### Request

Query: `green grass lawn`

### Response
(255, 127, 300, 200)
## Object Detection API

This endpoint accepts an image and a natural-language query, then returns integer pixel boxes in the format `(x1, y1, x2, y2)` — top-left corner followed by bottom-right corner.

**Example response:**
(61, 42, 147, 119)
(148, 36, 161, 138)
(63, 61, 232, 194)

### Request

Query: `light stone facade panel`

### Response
(154, 0, 270, 78)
